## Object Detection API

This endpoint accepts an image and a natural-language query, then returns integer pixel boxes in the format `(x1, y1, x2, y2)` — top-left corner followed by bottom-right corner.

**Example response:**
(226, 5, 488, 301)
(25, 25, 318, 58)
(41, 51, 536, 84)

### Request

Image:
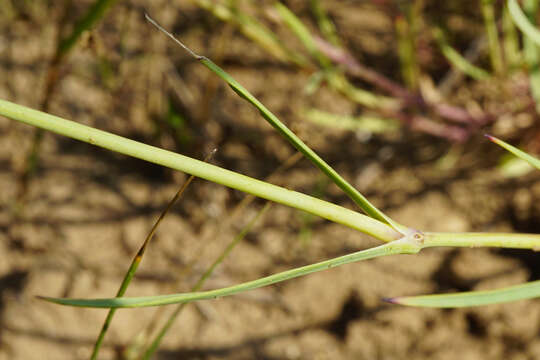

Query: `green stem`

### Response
(0, 99, 400, 242)
(423, 232, 540, 249)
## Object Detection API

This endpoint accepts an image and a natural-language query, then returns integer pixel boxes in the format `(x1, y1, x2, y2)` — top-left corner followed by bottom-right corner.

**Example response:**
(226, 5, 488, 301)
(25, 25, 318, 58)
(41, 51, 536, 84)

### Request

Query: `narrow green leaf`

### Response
(486, 134, 540, 170)
(39, 239, 420, 309)
(387, 280, 540, 307)
(144, 14, 404, 234)
(273, 3, 396, 110)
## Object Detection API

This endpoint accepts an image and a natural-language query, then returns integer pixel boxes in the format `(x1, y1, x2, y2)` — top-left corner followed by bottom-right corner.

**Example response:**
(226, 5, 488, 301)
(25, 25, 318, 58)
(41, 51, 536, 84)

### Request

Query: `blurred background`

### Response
(1, 0, 540, 359)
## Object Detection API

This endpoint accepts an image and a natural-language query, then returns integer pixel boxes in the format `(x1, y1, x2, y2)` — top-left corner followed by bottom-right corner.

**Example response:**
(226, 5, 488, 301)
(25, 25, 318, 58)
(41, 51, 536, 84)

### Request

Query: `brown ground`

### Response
(1, 1, 540, 359)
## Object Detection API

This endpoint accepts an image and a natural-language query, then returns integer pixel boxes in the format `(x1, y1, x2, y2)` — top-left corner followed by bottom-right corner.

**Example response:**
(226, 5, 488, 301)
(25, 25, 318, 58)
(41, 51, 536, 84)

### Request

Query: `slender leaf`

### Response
(144, 14, 405, 234)
(486, 134, 540, 169)
(522, 0, 540, 106)
(386, 280, 540, 307)
(38, 239, 421, 308)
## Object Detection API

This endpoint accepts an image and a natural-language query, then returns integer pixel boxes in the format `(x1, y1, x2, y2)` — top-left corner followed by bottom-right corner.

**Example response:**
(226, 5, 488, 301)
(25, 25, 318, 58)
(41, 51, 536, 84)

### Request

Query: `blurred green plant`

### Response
(508, 0, 540, 109)
(184, 0, 500, 141)
(432, 27, 490, 80)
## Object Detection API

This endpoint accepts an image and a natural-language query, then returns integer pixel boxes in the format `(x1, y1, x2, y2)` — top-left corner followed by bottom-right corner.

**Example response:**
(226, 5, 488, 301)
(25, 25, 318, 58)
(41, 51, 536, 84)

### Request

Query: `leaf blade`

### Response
(39, 240, 419, 309)
(486, 134, 540, 170)
(387, 280, 540, 308)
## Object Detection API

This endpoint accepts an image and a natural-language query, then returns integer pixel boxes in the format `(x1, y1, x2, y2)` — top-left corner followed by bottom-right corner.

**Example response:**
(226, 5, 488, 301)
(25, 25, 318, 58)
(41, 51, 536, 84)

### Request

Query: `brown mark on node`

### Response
(411, 230, 424, 245)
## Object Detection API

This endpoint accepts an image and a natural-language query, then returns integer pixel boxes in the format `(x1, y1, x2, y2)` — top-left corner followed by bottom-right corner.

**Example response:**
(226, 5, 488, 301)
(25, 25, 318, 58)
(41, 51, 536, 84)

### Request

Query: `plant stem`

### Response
(423, 232, 540, 249)
(0, 98, 401, 242)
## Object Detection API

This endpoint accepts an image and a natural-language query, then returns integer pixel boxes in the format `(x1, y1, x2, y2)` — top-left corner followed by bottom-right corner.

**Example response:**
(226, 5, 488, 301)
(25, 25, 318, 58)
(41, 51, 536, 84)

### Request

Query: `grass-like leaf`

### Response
(22, 0, 121, 195)
(386, 280, 540, 307)
(486, 134, 540, 169)
(144, 14, 404, 233)
(38, 238, 421, 308)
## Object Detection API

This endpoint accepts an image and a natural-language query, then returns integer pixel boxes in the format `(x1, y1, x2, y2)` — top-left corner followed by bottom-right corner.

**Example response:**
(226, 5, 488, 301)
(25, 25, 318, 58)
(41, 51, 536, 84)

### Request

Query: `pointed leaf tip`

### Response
(486, 135, 540, 170)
